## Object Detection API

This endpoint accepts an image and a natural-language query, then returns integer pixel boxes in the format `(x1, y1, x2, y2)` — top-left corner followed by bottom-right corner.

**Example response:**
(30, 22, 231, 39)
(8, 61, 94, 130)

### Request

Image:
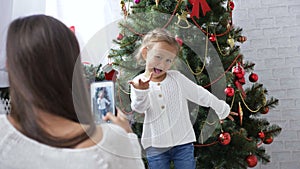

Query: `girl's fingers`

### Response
(145, 72, 153, 83)
(230, 112, 239, 116)
(227, 115, 234, 121)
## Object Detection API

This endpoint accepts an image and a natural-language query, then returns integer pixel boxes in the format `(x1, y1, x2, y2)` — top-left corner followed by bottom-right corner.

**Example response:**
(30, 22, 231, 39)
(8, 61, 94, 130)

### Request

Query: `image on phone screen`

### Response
(90, 81, 115, 123)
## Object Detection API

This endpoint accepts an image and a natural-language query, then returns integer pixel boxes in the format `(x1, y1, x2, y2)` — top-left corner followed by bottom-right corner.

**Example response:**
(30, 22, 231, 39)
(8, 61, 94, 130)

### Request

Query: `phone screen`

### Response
(90, 81, 115, 123)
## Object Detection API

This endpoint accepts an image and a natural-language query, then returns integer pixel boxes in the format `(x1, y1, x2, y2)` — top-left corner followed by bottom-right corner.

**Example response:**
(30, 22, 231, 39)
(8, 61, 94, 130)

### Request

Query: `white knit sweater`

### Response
(130, 70, 230, 149)
(0, 115, 145, 169)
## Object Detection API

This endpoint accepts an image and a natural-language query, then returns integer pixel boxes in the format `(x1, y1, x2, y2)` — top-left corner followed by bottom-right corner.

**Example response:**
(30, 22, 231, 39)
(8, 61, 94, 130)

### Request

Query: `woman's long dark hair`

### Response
(6, 14, 96, 148)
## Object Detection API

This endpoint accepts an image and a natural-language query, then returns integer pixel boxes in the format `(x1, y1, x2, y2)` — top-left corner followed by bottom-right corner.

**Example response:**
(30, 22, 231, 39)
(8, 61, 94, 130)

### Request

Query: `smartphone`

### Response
(90, 81, 115, 123)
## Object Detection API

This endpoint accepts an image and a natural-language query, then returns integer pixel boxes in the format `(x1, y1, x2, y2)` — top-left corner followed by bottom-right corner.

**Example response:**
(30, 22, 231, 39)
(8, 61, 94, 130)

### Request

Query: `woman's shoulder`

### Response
(0, 116, 143, 168)
(0, 114, 12, 133)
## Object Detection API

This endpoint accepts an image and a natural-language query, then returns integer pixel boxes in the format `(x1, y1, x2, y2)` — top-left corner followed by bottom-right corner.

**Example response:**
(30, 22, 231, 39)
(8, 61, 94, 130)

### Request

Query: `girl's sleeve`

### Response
(130, 85, 150, 113)
(176, 71, 230, 120)
(105, 98, 110, 105)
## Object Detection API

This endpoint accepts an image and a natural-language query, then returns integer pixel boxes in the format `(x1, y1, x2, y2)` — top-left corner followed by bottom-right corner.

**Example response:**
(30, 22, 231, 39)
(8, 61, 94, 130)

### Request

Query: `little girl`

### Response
(97, 89, 110, 117)
(129, 28, 237, 169)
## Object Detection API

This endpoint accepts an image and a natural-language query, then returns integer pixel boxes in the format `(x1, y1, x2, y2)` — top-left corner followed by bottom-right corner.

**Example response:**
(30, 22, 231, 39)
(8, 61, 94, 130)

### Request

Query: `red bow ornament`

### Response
(188, 0, 211, 18)
(232, 63, 246, 98)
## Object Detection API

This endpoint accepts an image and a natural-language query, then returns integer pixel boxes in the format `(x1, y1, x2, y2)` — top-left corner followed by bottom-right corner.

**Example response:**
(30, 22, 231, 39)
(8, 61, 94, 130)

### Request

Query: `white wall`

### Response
(234, 0, 300, 168)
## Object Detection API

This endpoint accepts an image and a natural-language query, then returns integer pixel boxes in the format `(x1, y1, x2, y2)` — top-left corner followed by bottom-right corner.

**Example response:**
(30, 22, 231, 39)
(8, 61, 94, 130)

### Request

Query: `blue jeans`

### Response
(146, 143, 196, 169)
(100, 109, 107, 116)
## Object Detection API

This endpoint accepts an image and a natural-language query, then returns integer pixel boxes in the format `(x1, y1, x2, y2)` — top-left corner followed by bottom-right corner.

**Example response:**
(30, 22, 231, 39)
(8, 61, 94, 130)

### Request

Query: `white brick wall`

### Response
(234, 0, 300, 168)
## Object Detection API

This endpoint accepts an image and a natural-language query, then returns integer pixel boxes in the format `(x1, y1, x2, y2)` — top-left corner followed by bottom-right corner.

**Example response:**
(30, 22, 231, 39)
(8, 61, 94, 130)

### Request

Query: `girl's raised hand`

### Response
(129, 72, 153, 90)
(220, 111, 239, 123)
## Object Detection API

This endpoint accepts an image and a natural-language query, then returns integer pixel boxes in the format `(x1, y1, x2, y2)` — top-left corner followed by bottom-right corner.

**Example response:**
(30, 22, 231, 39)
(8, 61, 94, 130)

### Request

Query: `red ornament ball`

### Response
(261, 106, 269, 114)
(229, 1, 235, 10)
(209, 34, 216, 42)
(224, 86, 235, 97)
(263, 136, 273, 144)
(134, 0, 141, 4)
(246, 154, 258, 168)
(175, 36, 183, 46)
(249, 72, 259, 82)
(232, 64, 245, 79)
(117, 33, 124, 40)
(218, 132, 231, 145)
(258, 131, 265, 139)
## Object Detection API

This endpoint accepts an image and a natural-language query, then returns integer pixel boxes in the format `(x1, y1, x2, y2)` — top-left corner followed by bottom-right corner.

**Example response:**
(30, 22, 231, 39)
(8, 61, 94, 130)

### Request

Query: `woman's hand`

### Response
(129, 73, 153, 90)
(102, 108, 133, 133)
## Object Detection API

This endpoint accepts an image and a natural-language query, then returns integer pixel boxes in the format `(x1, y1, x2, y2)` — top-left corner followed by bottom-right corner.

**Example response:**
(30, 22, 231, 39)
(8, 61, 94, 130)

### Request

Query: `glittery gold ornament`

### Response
(120, 0, 125, 7)
(238, 102, 243, 126)
(175, 10, 191, 29)
(227, 35, 235, 48)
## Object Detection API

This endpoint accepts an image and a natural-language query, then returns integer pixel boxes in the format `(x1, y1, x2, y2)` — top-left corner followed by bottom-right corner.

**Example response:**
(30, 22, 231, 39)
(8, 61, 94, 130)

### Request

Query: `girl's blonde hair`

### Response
(136, 28, 180, 64)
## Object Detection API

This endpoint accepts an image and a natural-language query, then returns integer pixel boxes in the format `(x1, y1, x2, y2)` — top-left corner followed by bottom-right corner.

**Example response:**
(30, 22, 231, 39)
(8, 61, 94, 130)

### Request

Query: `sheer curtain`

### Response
(0, 0, 45, 87)
(46, 0, 122, 65)
(0, 0, 122, 86)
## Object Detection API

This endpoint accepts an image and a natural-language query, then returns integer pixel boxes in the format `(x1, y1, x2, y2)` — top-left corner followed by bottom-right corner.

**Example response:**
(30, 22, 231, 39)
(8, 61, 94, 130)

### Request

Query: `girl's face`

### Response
(98, 91, 104, 98)
(143, 41, 177, 82)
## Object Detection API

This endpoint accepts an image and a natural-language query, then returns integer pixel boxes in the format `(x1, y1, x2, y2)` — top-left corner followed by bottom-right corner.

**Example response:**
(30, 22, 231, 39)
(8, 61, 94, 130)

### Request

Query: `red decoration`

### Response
(234, 80, 246, 98)
(237, 36, 247, 43)
(238, 77, 246, 85)
(261, 106, 269, 114)
(188, 0, 211, 19)
(232, 63, 246, 98)
(102, 64, 118, 82)
(249, 72, 258, 82)
(232, 63, 245, 79)
(246, 154, 258, 168)
(224, 86, 235, 97)
(69, 26, 75, 33)
(209, 34, 216, 42)
(175, 36, 183, 46)
(258, 131, 265, 139)
(117, 33, 124, 40)
(82, 61, 91, 65)
(218, 132, 231, 145)
(229, 1, 235, 10)
(263, 136, 273, 144)
(134, 0, 140, 4)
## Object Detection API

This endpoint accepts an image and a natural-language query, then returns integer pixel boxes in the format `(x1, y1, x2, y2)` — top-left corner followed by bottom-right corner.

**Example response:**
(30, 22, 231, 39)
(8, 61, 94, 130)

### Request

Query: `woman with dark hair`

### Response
(0, 14, 144, 169)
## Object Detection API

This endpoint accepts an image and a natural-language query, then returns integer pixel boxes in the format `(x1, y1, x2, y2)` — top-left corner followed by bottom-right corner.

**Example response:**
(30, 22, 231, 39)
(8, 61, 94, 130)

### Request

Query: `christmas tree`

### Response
(89, 0, 282, 168)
